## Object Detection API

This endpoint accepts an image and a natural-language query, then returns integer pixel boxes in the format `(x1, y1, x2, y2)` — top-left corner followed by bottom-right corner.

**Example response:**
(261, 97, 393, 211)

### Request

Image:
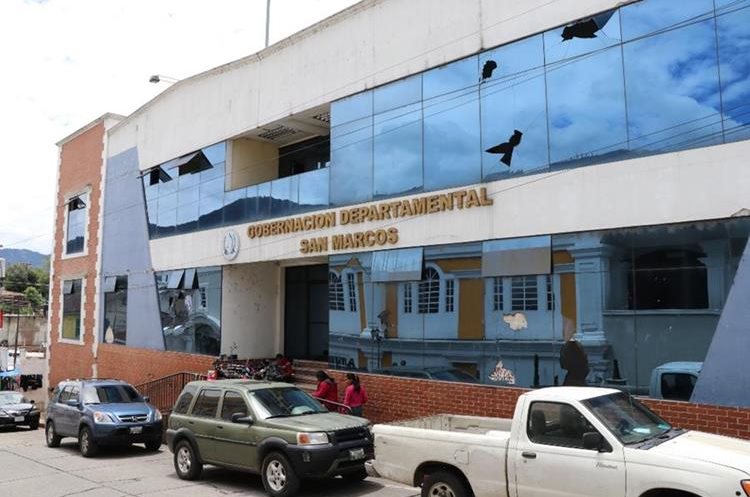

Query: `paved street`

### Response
(0, 427, 418, 497)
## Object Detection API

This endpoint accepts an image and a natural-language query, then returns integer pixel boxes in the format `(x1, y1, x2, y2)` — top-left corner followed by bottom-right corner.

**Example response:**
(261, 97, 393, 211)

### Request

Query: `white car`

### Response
(366, 387, 750, 497)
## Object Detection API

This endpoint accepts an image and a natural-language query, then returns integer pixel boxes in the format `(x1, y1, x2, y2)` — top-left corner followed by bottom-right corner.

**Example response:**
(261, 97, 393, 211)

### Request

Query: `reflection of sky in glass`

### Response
(200, 161, 225, 181)
(717, 4, 750, 142)
(375, 75, 421, 113)
(544, 9, 621, 63)
(271, 176, 297, 217)
(374, 103, 422, 198)
(480, 35, 548, 179)
(424, 90, 481, 190)
(547, 46, 627, 166)
(176, 201, 199, 232)
(330, 116, 373, 205)
(331, 91, 372, 126)
(620, 0, 714, 42)
(245, 185, 259, 221)
(298, 168, 329, 211)
(423, 56, 478, 99)
(257, 182, 271, 218)
(224, 187, 246, 225)
(624, 19, 722, 153)
(202, 142, 226, 165)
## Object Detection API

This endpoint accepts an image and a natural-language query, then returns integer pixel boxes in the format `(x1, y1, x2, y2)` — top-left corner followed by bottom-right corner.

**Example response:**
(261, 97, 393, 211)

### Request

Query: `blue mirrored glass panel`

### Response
(143, 176, 158, 201)
(176, 201, 199, 234)
(374, 102, 423, 198)
(423, 56, 478, 99)
(200, 176, 224, 198)
(178, 184, 199, 206)
(480, 35, 549, 180)
(330, 116, 373, 205)
(331, 90, 372, 126)
(544, 9, 621, 63)
(547, 46, 628, 168)
(374, 75, 422, 113)
(200, 161, 225, 182)
(158, 174, 178, 196)
(223, 188, 246, 225)
(199, 193, 223, 230)
(298, 168, 330, 213)
(717, 3, 750, 142)
(271, 176, 299, 218)
(620, 0, 714, 42)
(202, 142, 226, 165)
(624, 18, 722, 155)
(178, 169, 200, 190)
(245, 184, 260, 221)
(157, 207, 176, 237)
(146, 199, 157, 237)
(257, 182, 272, 219)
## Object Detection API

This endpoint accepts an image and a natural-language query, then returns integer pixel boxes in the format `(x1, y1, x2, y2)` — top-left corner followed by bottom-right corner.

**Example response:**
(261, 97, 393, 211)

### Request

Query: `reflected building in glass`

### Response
(51, 0, 750, 417)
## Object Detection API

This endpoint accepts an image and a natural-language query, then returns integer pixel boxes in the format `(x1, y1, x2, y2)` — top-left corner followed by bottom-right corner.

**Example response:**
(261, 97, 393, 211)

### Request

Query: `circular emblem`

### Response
(222, 230, 240, 261)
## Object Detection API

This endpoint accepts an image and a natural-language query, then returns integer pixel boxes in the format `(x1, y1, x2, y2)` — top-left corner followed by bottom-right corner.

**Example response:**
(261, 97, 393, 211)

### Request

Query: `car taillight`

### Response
(741, 480, 750, 496)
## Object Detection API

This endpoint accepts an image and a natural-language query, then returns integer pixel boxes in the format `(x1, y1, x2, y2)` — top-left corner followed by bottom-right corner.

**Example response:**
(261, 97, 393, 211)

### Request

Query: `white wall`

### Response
(108, 0, 635, 167)
(149, 140, 750, 271)
(221, 262, 280, 358)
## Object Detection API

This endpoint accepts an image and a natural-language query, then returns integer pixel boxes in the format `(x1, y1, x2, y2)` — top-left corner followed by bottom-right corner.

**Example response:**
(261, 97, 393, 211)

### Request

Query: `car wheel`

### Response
(45, 421, 61, 447)
(29, 420, 39, 430)
(341, 468, 368, 482)
(422, 471, 469, 497)
(79, 426, 99, 457)
(144, 439, 161, 451)
(174, 440, 202, 480)
(262, 451, 300, 497)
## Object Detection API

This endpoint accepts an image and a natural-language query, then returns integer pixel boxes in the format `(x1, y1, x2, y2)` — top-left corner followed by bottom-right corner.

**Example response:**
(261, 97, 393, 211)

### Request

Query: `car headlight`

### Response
(152, 409, 162, 422)
(296, 432, 329, 445)
(741, 480, 750, 496)
(93, 411, 116, 424)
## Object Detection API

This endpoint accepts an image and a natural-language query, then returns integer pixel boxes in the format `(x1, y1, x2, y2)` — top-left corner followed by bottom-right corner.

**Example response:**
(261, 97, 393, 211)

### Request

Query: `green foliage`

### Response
(3, 263, 48, 296)
(24, 286, 44, 310)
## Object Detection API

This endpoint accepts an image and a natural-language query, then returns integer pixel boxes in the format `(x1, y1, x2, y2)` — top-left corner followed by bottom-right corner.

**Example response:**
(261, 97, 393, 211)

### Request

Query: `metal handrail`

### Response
(135, 371, 206, 413)
(312, 396, 353, 415)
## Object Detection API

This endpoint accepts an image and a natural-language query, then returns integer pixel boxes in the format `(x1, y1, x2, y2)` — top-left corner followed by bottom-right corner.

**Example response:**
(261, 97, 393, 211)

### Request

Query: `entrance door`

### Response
(284, 265, 329, 360)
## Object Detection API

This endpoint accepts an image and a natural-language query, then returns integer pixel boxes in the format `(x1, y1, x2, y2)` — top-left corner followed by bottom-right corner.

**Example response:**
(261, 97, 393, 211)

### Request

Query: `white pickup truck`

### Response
(366, 387, 750, 497)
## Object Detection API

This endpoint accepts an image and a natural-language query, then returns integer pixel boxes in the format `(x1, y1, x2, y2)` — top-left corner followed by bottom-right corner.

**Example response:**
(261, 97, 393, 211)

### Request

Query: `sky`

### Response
(0, 0, 359, 254)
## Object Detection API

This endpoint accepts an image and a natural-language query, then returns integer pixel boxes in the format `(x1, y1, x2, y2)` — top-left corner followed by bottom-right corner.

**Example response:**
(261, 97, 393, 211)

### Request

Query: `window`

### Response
(191, 389, 221, 418)
(58, 385, 73, 404)
(445, 279, 455, 313)
(493, 277, 503, 312)
(103, 275, 127, 345)
(62, 279, 82, 340)
(329, 272, 344, 311)
(347, 273, 358, 312)
(660, 373, 697, 402)
(403, 283, 413, 313)
(221, 391, 248, 421)
(65, 194, 87, 255)
(173, 385, 197, 415)
(511, 276, 538, 311)
(527, 402, 597, 449)
(418, 267, 440, 314)
(628, 249, 708, 309)
(546, 275, 555, 311)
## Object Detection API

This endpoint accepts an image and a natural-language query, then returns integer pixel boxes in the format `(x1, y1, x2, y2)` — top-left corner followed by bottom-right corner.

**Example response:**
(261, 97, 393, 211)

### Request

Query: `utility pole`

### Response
(265, 0, 271, 48)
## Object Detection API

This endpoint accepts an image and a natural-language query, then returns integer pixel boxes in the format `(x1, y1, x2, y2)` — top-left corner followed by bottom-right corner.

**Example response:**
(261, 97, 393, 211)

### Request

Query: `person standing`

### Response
(343, 373, 368, 417)
(312, 370, 338, 411)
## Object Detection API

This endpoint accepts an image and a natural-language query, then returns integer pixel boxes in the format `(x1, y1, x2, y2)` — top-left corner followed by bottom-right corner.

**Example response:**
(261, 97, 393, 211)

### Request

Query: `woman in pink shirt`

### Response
(343, 373, 368, 417)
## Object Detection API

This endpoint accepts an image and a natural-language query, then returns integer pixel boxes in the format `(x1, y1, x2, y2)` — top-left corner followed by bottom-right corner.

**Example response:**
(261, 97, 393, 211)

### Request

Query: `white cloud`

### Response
(0, 0, 358, 254)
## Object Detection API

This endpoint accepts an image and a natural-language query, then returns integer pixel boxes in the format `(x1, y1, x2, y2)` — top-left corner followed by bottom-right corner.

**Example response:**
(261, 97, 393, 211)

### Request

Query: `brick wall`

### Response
(97, 344, 215, 385)
(329, 371, 750, 440)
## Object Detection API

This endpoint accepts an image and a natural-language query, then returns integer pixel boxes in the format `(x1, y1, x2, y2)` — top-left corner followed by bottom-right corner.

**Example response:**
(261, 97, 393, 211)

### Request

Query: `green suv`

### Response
(166, 379, 373, 497)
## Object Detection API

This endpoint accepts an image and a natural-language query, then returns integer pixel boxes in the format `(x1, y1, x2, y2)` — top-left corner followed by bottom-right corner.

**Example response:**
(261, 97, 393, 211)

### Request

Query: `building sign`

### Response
(246, 187, 494, 254)
(222, 230, 240, 261)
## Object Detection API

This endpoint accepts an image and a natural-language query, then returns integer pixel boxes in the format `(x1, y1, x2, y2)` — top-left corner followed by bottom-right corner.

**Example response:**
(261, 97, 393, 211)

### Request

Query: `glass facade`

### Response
(62, 279, 82, 340)
(65, 194, 88, 254)
(156, 266, 222, 355)
(143, 0, 750, 240)
(327, 218, 750, 401)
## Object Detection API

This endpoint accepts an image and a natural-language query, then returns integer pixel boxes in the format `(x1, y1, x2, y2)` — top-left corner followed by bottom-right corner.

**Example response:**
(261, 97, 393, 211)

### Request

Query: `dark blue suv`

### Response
(45, 379, 163, 457)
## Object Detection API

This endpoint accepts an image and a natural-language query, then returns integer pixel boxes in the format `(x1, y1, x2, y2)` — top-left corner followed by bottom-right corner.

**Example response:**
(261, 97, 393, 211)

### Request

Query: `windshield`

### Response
(0, 392, 28, 405)
(249, 387, 327, 419)
(583, 392, 671, 444)
(431, 369, 478, 382)
(82, 385, 143, 404)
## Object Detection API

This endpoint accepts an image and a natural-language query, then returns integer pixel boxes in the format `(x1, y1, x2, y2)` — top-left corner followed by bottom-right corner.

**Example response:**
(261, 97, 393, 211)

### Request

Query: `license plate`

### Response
(14, 416, 24, 423)
(349, 448, 365, 461)
(129, 426, 143, 434)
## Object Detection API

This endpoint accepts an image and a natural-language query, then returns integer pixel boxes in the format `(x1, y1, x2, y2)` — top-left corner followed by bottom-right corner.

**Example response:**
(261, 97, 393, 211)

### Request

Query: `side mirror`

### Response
(582, 432, 610, 452)
(231, 412, 253, 424)
(66, 399, 80, 408)
(143, 396, 150, 403)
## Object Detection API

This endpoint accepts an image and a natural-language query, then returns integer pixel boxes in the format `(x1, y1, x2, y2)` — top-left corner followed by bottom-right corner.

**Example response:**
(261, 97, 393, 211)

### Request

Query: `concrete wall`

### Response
(108, 0, 637, 168)
(220, 262, 280, 358)
(227, 138, 279, 190)
(101, 147, 164, 350)
(149, 140, 750, 271)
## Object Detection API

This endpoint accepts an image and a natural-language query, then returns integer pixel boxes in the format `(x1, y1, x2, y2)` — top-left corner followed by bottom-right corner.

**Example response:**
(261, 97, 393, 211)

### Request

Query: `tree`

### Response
(24, 286, 44, 311)
(2, 263, 48, 298)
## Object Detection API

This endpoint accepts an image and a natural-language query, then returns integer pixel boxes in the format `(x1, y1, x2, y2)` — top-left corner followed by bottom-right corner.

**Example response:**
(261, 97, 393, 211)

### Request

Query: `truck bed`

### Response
(387, 414, 513, 434)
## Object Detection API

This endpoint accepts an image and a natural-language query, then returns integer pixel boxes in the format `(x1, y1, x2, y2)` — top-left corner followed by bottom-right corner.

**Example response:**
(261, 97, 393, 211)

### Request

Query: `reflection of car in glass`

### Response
(374, 367, 479, 383)
(0, 391, 40, 429)
(45, 379, 163, 457)
(649, 362, 702, 401)
(167, 379, 373, 497)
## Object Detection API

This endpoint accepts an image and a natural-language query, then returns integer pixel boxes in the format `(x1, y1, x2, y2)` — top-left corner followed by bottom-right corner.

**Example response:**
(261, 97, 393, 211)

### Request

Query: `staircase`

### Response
(293, 359, 328, 393)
